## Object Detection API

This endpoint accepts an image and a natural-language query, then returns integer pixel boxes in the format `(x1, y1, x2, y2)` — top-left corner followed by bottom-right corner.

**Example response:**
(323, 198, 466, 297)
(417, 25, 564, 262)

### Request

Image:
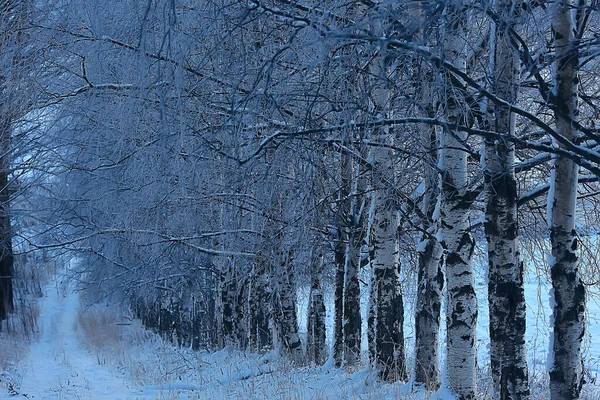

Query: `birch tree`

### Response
(307, 160, 329, 365)
(414, 80, 444, 390)
(344, 153, 367, 368)
(369, 55, 406, 382)
(440, 2, 478, 397)
(306, 243, 326, 364)
(548, 0, 586, 397)
(484, 1, 529, 398)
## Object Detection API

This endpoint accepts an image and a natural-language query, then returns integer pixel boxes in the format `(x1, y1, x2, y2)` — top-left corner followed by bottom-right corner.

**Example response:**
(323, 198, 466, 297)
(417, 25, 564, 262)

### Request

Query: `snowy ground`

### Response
(0, 273, 450, 399)
(2, 259, 600, 399)
(0, 277, 147, 399)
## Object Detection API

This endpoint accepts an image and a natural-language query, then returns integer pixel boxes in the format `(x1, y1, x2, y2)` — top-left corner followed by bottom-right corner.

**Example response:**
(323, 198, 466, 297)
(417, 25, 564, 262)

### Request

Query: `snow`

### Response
(547, 288, 556, 373)
(416, 238, 430, 253)
(0, 268, 463, 400)
(0, 273, 144, 399)
(547, 164, 556, 228)
(291, 20, 309, 28)
(3, 252, 600, 399)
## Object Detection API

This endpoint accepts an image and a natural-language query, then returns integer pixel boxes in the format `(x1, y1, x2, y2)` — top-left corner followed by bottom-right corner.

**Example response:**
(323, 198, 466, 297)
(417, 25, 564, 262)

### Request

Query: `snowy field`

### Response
(1, 260, 600, 399)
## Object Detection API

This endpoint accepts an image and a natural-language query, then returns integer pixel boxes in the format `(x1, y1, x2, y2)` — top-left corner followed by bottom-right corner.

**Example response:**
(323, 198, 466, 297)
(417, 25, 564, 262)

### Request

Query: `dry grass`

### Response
(75, 303, 179, 385)
(0, 331, 29, 394)
(76, 307, 121, 353)
(0, 255, 47, 393)
(73, 301, 600, 400)
(0, 304, 39, 393)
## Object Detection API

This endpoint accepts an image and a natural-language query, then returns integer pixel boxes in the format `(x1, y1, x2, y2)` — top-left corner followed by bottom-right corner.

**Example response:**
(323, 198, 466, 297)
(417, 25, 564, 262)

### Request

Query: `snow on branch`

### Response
(20, 229, 258, 258)
(238, 117, 600, 177)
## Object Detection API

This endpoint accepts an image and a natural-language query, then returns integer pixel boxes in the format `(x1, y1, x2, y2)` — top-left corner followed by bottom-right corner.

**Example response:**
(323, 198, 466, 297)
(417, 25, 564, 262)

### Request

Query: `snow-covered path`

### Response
(1, 278, 145, 400)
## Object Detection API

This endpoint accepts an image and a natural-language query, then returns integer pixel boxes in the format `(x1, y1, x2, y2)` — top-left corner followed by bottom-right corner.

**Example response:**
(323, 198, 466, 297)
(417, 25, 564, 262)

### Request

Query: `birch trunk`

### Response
(249, 260, 272, 352)
(235, 267, 248, 350)
(307, 246, 326, 365)
(219, 259, 247, 348)
(441, 3, 477, 398)
(371, 192, 406, 381)
(272, 249, 304, 363)
(334, 228, 345, 366)
(414, 119, 443, 390)
(548, 1, 585, 397)
(368, 263, 376, 363)
(366, 193, 377, 363)
(369, 62, 406, 382)
(484, 3, 529, 398)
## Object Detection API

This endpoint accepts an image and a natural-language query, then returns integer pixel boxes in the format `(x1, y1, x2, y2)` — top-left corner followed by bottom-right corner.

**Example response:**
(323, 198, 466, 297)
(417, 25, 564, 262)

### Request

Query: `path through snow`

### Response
(0, 276, 146, 399)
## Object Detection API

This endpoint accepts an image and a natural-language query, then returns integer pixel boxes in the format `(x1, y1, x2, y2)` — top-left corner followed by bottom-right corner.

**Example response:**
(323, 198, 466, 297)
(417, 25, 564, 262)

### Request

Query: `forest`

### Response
(1, 0, 599, 399)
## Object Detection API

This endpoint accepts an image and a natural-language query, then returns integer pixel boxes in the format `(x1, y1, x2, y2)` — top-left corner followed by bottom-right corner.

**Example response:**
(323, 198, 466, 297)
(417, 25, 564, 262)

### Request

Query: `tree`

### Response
(369, 53, 406, 382)
(0, 0, 34, 324)
(484, 1, 530, 398)
(547, 0, 586, 397)
(18, 1, 600, 398)
(306, 243, 326, 364)
(439, 2, 478, 397)
(414, 76, 444, 390)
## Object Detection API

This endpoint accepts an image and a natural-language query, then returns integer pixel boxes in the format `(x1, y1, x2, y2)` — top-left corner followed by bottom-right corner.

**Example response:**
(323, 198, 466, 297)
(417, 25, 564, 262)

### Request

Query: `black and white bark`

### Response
(484, 2, 530, 398)
(367, 254, 377, 362)
(366, 193, 376, 364)
(548, 1, 586, 398)
(371, 193, 406, 382)
(414, 100, 444, 389)
(440, 3, 478, 398)
(272, 248, 304, 363)
(219, 259, 236, 347)
(219, 258, 247, 349)
(307, 245, 326, 365)
(369, 61, 406, 382)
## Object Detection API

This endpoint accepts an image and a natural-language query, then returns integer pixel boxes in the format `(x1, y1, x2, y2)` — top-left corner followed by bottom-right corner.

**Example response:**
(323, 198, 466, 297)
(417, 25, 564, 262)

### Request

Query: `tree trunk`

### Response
(272, 249, 304, 363)
(414, 84, 444, 391)
(333, 234, 345, 366)
(484, 3, 530, 398)
(0, 120, 13, 323)
(234, 267, 248, 350)
(333, 150, 350, 367)
(307, 246, 326, 365)
(344, 155, 363, 368)
(548, 1, 585, 398)
(366, 194, 377, 364)
(440, 3, 478, 398)
(249, 260, 272, 352)
(372, 215, 406, 382)
(219, 260, 245, 348)
(367, 262, 377, 364)
(219, 259, 235, 347)
(369, 61, 406, 382)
